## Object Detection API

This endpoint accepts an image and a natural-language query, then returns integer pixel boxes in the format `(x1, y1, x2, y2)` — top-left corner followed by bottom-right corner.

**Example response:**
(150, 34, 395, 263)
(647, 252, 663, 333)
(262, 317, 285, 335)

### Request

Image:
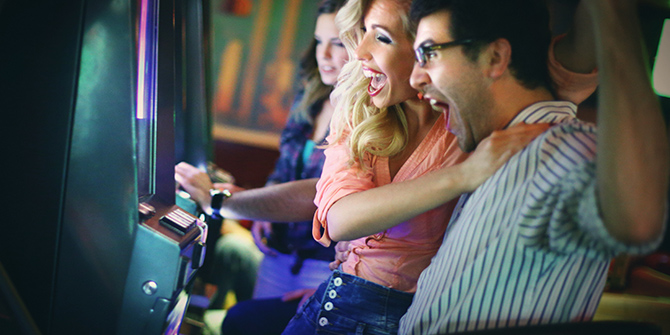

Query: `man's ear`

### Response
(483, 38, 511, 79)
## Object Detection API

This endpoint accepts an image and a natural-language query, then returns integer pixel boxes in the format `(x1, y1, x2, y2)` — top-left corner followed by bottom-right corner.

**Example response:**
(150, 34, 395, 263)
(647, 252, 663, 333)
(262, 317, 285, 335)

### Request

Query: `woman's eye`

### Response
(426, 51, 437, 59)
(334, 40, 345, 48)
(375, 33, 392, 44)
(361, 26, 367, 33)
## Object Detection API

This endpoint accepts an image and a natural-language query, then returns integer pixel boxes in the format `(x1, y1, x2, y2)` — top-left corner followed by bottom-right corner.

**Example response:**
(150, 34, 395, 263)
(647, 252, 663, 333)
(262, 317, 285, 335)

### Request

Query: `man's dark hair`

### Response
(410, 0, 553, 92)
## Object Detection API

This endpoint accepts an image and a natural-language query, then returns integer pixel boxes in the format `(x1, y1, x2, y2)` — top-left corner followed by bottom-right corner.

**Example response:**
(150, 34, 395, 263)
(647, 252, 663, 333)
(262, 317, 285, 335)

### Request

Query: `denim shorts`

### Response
(281, 270, 414, 335)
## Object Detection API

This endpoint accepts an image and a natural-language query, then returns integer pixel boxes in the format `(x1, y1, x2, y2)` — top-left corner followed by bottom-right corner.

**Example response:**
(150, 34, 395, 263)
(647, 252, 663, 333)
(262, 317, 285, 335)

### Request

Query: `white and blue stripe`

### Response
(399, 101, 662, 334)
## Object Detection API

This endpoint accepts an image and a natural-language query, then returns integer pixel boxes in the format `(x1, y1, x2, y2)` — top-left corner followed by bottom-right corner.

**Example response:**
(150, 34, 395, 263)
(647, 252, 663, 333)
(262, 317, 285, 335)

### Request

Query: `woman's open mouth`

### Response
(363, 67, 387, 97)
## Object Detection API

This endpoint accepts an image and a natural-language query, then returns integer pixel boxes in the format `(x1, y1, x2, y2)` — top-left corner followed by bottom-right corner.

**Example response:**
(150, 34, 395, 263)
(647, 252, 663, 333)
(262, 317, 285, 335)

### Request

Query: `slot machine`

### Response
(0, 0, 209, 334)
(171, 0, 225, 286)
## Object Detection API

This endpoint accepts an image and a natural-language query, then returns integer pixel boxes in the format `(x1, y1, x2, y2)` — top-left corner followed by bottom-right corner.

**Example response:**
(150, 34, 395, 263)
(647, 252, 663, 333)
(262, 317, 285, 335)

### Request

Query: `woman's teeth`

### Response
(362, 68, 387, 96)
(372, 74, 384, 88)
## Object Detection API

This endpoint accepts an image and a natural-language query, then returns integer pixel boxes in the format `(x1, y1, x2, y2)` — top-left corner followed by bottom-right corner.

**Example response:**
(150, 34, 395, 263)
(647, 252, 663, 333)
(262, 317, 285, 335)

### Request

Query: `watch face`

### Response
(209, 189, 231, 209)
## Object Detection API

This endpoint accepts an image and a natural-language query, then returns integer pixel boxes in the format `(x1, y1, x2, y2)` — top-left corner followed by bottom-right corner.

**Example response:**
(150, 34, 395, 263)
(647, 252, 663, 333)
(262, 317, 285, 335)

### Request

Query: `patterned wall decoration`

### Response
(210, 0, 320, 149)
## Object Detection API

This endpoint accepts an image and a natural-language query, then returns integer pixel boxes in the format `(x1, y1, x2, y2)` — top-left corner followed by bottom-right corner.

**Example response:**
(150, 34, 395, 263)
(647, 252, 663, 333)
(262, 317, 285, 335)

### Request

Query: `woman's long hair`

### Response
(329, 0, 415, 168)
(294, 0, 347, 123)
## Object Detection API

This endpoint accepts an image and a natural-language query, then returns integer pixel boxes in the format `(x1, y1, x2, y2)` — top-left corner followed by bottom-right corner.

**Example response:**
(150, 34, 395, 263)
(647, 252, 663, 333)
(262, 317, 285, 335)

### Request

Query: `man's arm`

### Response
(219, 178, 319, 223)
(590, 1, 669, 244)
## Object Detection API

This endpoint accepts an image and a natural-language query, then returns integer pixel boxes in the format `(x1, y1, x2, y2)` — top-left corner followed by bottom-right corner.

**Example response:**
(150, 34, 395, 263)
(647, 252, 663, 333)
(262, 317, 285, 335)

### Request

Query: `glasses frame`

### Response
(414, 39, 475, 67)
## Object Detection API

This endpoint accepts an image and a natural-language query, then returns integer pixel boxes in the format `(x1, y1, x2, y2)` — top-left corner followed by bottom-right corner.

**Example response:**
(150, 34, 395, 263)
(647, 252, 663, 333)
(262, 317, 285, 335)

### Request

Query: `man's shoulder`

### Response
(532, 118, 597, 160)
(518, 118, 597, 186)
(553, 118, 597, 136)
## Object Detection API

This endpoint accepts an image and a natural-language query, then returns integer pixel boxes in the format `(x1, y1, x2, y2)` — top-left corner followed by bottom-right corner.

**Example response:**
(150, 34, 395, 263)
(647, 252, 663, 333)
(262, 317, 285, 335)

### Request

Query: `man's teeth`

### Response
(430, 99, 439, 106)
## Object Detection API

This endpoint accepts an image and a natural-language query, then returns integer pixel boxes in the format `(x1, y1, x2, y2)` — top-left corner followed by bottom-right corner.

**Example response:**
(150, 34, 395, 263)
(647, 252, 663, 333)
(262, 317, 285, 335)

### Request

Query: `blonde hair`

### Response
(329, 0, 416, 168)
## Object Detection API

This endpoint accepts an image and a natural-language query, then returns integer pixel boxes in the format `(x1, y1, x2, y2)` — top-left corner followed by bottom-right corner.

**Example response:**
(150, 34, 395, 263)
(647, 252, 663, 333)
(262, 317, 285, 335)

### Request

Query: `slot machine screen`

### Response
(136, 0, 159, 202)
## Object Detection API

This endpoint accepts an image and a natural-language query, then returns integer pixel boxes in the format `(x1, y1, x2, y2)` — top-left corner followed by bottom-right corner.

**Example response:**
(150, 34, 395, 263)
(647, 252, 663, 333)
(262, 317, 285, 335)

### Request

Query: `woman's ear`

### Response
(483, 38, 511, 79)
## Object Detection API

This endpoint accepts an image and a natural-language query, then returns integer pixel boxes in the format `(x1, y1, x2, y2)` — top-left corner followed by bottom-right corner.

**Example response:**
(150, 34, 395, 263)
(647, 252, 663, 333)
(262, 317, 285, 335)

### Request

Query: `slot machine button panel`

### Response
(159, 208, 197, 235)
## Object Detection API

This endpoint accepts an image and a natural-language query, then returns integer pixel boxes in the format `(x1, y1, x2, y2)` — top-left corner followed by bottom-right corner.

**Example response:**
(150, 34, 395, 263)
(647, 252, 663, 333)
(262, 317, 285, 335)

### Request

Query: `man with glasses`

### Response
(401, 0, 668, 334)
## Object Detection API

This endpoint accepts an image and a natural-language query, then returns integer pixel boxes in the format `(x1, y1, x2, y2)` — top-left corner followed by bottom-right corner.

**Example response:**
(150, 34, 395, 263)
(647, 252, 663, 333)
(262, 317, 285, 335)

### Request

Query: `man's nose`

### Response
(410, 61, 430, 91)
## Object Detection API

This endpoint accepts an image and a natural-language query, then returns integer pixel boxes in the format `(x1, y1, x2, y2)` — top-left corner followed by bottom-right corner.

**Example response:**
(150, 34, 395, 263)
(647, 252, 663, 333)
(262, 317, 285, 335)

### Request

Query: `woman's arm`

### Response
(325, 123, 550, 241)
(219, 178, 319, 222)
(552, 0, 596, 74)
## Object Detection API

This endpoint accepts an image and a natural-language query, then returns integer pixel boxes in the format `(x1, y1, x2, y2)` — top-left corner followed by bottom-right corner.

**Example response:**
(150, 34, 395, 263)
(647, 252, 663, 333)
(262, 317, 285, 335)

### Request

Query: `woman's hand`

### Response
(175, 162, 215, 210)
(457, 123, 550, 192)
(328, 241, 351, 271)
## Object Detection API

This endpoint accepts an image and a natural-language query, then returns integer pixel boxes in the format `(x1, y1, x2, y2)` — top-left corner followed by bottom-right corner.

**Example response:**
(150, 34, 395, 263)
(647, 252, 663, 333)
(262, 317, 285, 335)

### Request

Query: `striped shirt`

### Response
(399, 101, 663, 334)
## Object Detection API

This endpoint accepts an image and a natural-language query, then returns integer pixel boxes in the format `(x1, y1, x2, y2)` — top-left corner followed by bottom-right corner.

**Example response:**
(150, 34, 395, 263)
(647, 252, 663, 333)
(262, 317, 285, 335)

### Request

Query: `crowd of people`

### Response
(175, 0, 669, 334)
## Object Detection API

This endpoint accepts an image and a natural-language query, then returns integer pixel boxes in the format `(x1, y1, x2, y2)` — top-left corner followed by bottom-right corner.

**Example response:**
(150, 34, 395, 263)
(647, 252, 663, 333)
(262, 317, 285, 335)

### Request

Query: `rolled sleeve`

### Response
(576, 166, 666, 257)
(312, 136, 376, 247)
(529, 160, 665, 259)
(519, 125, 663, 259)
(549, 34, 599, 105)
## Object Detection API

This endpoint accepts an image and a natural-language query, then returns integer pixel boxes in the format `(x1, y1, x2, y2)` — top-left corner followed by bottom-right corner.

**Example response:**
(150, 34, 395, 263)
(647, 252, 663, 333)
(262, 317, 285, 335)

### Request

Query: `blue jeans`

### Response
(281, 270, 414, 335)
(221, 297, 299, 335)
(253, 252, 333, 299)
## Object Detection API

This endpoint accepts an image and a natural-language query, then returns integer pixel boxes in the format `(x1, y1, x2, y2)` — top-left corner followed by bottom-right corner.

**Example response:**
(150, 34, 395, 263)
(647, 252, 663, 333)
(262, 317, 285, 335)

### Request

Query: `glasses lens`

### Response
(414, 48, 425, 67)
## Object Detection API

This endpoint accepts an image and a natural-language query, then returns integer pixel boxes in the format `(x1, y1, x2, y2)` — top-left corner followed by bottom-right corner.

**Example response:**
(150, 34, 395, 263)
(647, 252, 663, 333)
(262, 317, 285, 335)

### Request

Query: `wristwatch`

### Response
(209, 188, 232, 220)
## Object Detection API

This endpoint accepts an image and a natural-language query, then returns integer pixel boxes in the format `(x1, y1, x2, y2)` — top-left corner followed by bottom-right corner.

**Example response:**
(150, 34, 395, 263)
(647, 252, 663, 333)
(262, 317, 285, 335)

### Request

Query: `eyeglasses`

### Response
(414, 39, 474, 68)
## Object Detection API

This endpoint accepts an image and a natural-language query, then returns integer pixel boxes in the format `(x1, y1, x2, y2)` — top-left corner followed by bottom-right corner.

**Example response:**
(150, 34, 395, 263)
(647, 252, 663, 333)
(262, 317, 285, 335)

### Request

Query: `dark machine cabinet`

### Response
(119, 205, 207, 335)
(0, 0, 207, 334)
